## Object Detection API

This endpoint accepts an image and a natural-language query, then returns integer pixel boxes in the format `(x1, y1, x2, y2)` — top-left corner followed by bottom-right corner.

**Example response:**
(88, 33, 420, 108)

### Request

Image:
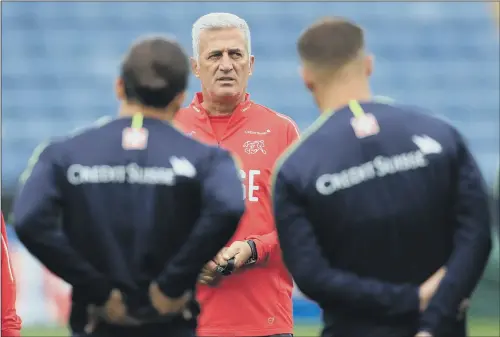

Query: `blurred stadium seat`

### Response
(2, 2, 499, 189)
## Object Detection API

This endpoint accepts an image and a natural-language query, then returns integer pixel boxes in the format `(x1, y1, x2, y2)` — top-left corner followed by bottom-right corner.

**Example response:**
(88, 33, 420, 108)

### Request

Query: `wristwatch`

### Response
(245, 240, 258, 266)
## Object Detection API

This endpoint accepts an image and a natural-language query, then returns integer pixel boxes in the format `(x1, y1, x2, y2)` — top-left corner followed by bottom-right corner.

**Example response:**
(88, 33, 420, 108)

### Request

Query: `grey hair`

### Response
(192, 13, 252, 60)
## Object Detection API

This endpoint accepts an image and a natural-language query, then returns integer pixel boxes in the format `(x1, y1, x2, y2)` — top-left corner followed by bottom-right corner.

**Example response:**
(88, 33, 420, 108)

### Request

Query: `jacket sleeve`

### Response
(273, 166, 421, 318)
(245, 231, 279, 264)
(419, 131, 492, 335)
(244, 116, 301, 264)
(285, 117, 301, 145)
(13, 145, 112, 305)
(1, 214, 22, 337)
(156, 149, 244, 298)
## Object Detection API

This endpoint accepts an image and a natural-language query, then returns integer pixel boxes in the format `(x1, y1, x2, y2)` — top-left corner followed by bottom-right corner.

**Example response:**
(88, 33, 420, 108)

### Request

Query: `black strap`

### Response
(245, 240, 258, 265)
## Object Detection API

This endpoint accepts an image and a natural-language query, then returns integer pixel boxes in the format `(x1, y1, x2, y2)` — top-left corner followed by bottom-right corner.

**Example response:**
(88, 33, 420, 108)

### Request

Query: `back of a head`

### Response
(121, 36, 189, 109)
(298, 17, 365, 76)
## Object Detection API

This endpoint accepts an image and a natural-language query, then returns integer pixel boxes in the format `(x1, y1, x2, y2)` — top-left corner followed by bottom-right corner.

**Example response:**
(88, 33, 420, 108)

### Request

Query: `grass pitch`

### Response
(21, 318, 500, 336)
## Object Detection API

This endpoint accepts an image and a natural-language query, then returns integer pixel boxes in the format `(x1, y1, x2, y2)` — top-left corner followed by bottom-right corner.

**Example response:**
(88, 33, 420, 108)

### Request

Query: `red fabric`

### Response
(1, 213, 22, 337)
(208, 115, 231, 142)
(175, 93, 300, 336)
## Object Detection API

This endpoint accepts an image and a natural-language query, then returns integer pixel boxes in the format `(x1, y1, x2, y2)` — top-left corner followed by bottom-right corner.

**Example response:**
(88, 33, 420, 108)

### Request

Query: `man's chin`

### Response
(210, 88, 243, 102)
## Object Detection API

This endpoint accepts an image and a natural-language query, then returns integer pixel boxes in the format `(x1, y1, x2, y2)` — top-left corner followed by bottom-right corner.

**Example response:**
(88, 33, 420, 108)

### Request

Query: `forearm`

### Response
(158, 149, 243, 295)
(274, 172, 420, 317)
(14, 148, 111, 304)
(419, 132, 493, 334)
(245, 230, 279, 264)
(157, 212, 241, 298)
(283, 234, 420, 317)
(419, 232, 492, 333)
(15, 223, 111, 305)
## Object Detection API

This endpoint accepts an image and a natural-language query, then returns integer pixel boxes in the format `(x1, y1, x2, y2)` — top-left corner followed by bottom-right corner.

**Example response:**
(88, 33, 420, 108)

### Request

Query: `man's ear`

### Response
(299, 66, 315, 92)
(249, 55, 255, 76)
(365, 54, 374, 78)
(190, 58, 200, 78)
(175, 91, 187, 108)
(115, 78, 126, 101)
(172, 91, 187, 111)
(169, 91, 187, 120)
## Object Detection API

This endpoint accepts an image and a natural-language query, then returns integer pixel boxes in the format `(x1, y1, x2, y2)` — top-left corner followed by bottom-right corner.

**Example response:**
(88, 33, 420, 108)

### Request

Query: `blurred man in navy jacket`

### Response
(13, 36, 244, 337)
(273, 17, 492, 337)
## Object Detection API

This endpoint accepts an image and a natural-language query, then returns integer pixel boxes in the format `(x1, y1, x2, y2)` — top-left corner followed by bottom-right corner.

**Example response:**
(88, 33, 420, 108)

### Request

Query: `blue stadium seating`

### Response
(2, 2, 499, 188)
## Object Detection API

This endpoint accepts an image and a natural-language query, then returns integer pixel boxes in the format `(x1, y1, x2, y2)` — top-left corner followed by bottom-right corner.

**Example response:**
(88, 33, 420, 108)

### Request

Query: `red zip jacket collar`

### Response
(189, 92, 253, 142)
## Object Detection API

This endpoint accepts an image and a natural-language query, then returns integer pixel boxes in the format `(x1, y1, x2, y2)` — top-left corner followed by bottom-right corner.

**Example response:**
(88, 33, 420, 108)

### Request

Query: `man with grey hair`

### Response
(175, 12, 298, 337)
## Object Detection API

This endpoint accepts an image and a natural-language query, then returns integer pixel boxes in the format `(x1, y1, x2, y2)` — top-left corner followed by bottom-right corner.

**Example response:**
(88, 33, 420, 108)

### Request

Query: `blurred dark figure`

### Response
(12, 36, 244, 337)
(274, 17, 492, 337)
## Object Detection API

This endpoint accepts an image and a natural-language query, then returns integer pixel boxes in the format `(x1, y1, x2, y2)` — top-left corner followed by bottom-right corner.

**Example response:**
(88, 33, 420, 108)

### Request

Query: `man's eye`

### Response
(209, 54, 221, 59)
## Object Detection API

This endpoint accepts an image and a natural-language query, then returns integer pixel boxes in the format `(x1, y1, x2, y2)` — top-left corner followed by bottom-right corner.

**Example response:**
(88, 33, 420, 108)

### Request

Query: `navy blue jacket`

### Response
(273, 101, 491, 337)
(13, 115, 244, 332)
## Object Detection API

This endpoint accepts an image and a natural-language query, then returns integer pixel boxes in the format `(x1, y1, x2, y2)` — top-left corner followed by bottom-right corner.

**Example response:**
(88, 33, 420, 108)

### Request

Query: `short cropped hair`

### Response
(121, 36, 189, 109)
(192, 13, 251, 60)
(298, 17, 365, 70)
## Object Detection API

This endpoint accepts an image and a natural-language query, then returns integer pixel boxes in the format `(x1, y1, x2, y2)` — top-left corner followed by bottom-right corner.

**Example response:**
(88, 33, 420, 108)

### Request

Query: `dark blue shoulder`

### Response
(372, 102, 455, 128)
(366, 102, 458, 138)
(273, 113, 331, 182)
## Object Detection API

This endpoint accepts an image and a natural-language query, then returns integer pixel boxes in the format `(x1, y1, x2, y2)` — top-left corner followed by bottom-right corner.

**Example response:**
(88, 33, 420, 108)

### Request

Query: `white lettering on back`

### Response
(316, 150, 429, 196)
(67, 157, 196, 186)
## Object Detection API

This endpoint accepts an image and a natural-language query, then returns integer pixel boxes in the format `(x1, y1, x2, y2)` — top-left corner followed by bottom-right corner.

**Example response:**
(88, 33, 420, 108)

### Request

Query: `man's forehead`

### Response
(198, 28, 247, 53)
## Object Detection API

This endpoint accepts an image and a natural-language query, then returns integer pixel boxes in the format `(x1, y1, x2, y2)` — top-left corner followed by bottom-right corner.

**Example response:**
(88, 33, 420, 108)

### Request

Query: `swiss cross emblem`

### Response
(350, 113, 380, 138)
(122, 127, 149, 150)
(243, 140, 267, 154)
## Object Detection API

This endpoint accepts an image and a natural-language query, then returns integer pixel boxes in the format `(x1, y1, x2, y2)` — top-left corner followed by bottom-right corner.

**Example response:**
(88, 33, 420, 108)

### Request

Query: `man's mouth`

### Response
(217, 77, 235, 82)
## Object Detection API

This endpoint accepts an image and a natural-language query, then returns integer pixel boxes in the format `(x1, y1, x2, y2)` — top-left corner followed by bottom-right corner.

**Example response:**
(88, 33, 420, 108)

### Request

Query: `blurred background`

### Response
(1, 2, 499, 336)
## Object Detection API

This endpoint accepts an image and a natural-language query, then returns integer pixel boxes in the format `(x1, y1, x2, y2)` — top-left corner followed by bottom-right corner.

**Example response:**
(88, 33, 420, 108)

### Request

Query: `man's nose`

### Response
(218, 54, 234, 72)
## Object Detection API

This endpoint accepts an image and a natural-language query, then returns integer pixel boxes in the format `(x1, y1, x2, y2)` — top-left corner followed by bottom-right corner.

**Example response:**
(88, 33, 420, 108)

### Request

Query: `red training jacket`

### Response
(175, 93, 300, 336)
(1, 213, 22, 337)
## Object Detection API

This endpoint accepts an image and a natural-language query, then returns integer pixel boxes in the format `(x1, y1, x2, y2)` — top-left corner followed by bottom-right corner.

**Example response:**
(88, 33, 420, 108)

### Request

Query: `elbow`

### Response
(225, 197, 246, 220)
(294, 275, 314, 294)
(13, 214, 38, 243)
(13, 219, 31, 241)
(283, 259, 321, 301)
(467, 227, 493, 271)
(220, 198, 245, 230)
(481, 230, 493, 260)
(225, 208, 244, 233)
(294, 275, 324, 303)
(477, 224, 493, 259)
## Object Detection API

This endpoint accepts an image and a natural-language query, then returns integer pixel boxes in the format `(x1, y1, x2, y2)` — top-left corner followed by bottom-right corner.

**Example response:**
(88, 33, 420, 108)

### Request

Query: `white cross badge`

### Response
(350, 113, 380, 138)
(122, 127, 149, 150)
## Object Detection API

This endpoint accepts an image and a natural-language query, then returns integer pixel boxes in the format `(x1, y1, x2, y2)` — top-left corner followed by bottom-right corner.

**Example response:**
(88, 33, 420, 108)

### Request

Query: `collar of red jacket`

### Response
(189, 92, 253, 123)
